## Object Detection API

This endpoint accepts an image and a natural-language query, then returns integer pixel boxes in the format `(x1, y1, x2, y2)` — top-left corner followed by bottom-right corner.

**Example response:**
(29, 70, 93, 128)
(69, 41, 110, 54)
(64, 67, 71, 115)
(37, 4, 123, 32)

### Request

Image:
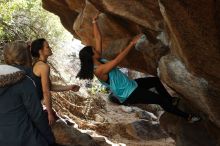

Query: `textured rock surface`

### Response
(42, 0, 168, 75)
(52, 120, 96, 146)
(125, 120, 168, 140)
(51, 92, 174, 146)
(160, 113, 220, 146)
(42, 0, 220, 146)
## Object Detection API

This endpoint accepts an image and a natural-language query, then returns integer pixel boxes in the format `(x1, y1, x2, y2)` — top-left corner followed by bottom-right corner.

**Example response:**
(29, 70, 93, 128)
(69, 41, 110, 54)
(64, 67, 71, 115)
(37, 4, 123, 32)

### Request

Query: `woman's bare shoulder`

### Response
(34, 61, 50, 75)
(35, 61, 49, 68)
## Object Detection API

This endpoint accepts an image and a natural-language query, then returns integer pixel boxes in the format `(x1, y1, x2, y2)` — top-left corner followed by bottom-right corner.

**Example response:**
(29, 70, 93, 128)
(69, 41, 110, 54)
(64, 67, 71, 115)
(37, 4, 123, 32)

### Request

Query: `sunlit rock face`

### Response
(42, 0, 220, 146)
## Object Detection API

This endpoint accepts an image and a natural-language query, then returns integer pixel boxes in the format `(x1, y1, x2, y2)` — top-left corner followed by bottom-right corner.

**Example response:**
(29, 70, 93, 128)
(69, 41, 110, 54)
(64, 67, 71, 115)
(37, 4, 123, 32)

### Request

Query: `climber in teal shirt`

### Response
(94, 58, 138, 103)
(77, 13, 200, 123)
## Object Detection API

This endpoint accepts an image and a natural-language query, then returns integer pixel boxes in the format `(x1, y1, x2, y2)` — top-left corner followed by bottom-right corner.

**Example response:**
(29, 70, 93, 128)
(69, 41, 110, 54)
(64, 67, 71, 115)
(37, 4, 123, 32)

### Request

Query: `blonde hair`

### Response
(3, 40, 32, 67)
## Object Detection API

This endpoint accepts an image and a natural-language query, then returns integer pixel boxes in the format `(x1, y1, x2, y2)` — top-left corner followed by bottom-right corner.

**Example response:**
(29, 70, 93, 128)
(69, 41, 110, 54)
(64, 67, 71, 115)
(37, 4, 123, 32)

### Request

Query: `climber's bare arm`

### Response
(93, 13, 102, 58)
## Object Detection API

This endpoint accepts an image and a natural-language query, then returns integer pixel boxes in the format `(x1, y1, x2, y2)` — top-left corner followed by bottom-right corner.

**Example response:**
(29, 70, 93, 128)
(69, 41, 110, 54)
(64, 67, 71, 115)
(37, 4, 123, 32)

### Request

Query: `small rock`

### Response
(94, 114, 105, 122)
(120, 105, 133, 113)
(126, 120, 168, 140)
(136, 111, 157, 121)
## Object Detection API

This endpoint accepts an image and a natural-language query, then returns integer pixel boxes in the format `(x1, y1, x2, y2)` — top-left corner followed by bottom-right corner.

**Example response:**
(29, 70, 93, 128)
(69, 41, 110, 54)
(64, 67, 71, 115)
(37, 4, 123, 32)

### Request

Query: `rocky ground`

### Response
(51, 90, 175, 146)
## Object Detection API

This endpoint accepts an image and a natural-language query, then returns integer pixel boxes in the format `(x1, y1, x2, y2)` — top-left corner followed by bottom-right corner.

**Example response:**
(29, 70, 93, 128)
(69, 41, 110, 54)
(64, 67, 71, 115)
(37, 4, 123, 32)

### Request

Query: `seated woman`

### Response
(1, 40, 55, 146)
(77, 14, 200, 123)
(30, 38, 80, 125)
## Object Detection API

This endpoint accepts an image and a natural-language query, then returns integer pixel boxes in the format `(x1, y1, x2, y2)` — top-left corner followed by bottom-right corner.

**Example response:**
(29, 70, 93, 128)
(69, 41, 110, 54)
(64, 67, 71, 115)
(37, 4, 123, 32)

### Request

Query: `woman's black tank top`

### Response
(32, 60, 45, 100)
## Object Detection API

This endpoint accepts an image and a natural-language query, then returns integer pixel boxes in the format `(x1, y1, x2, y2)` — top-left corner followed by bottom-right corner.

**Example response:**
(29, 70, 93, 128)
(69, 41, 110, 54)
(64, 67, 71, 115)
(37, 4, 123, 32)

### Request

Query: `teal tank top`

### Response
(96, 59, 138, 103)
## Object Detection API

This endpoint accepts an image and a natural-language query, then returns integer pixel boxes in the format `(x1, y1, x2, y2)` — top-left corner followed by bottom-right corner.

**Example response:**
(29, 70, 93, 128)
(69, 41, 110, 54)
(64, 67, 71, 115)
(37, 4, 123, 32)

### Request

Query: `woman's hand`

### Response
(130, 34, 143, 45)
(48, 112, 55, 125)
(70, 85, 80, 92)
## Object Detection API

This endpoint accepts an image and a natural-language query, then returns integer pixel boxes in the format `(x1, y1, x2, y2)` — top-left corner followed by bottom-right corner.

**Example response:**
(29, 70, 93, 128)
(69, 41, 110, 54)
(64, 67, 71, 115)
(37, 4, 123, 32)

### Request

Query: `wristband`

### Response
(92, 20, 96, 23)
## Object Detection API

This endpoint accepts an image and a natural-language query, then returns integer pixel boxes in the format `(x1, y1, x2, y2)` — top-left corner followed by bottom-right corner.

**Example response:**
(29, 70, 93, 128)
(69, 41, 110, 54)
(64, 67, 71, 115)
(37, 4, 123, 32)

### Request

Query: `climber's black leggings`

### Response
(123, 77, 189, 119)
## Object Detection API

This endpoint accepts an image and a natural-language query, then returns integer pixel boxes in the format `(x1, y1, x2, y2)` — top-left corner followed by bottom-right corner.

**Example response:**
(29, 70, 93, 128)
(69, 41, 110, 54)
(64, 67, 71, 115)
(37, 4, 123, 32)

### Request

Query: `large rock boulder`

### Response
(42, 0, 220, 146)
(42, 0, 168, 75)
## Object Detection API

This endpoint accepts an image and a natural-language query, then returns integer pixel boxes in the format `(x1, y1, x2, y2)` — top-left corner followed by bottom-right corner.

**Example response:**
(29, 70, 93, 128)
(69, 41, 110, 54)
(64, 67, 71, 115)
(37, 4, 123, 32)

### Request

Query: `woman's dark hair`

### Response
(31, 38, 46, 58)
(77, 46, 94, 80)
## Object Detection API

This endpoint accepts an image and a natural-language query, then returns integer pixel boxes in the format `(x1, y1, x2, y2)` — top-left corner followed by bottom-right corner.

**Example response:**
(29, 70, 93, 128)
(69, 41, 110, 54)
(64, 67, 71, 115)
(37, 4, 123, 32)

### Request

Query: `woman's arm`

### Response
(98, 34, 142, 75)
(40, 63, 54, 125)
(93, 13, 102, 58)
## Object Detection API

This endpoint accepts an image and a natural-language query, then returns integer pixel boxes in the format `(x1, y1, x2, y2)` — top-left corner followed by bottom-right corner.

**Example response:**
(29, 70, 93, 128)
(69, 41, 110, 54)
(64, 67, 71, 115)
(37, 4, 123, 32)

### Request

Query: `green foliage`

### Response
(0, 0, 69, 48)
(88, 84, 109, 95)
(87, 78, 110, 95)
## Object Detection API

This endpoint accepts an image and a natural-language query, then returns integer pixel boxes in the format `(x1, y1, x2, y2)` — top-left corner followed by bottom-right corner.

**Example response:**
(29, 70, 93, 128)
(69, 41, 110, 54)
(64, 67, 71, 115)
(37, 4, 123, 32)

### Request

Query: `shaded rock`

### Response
(42, 0, 79, 37)
(89, 0, 164, 31)
(52, 120, 99, 146)
(160, 113, 220, 146)
(126, 120, 168, 140)
(75, 133, 97, 146)
(159, 55, 220, 127)
(159, 0, 220, 88)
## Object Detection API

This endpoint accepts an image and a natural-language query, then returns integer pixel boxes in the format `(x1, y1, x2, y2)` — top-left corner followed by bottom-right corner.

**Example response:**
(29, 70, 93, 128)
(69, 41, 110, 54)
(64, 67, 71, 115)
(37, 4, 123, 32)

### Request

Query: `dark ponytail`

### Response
(77, 46, 94, 80)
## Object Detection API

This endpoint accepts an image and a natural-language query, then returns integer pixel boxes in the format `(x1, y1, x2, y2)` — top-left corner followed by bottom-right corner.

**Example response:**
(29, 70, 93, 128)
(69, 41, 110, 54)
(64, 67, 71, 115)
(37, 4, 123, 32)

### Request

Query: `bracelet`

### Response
(92, 20, 96, 23)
